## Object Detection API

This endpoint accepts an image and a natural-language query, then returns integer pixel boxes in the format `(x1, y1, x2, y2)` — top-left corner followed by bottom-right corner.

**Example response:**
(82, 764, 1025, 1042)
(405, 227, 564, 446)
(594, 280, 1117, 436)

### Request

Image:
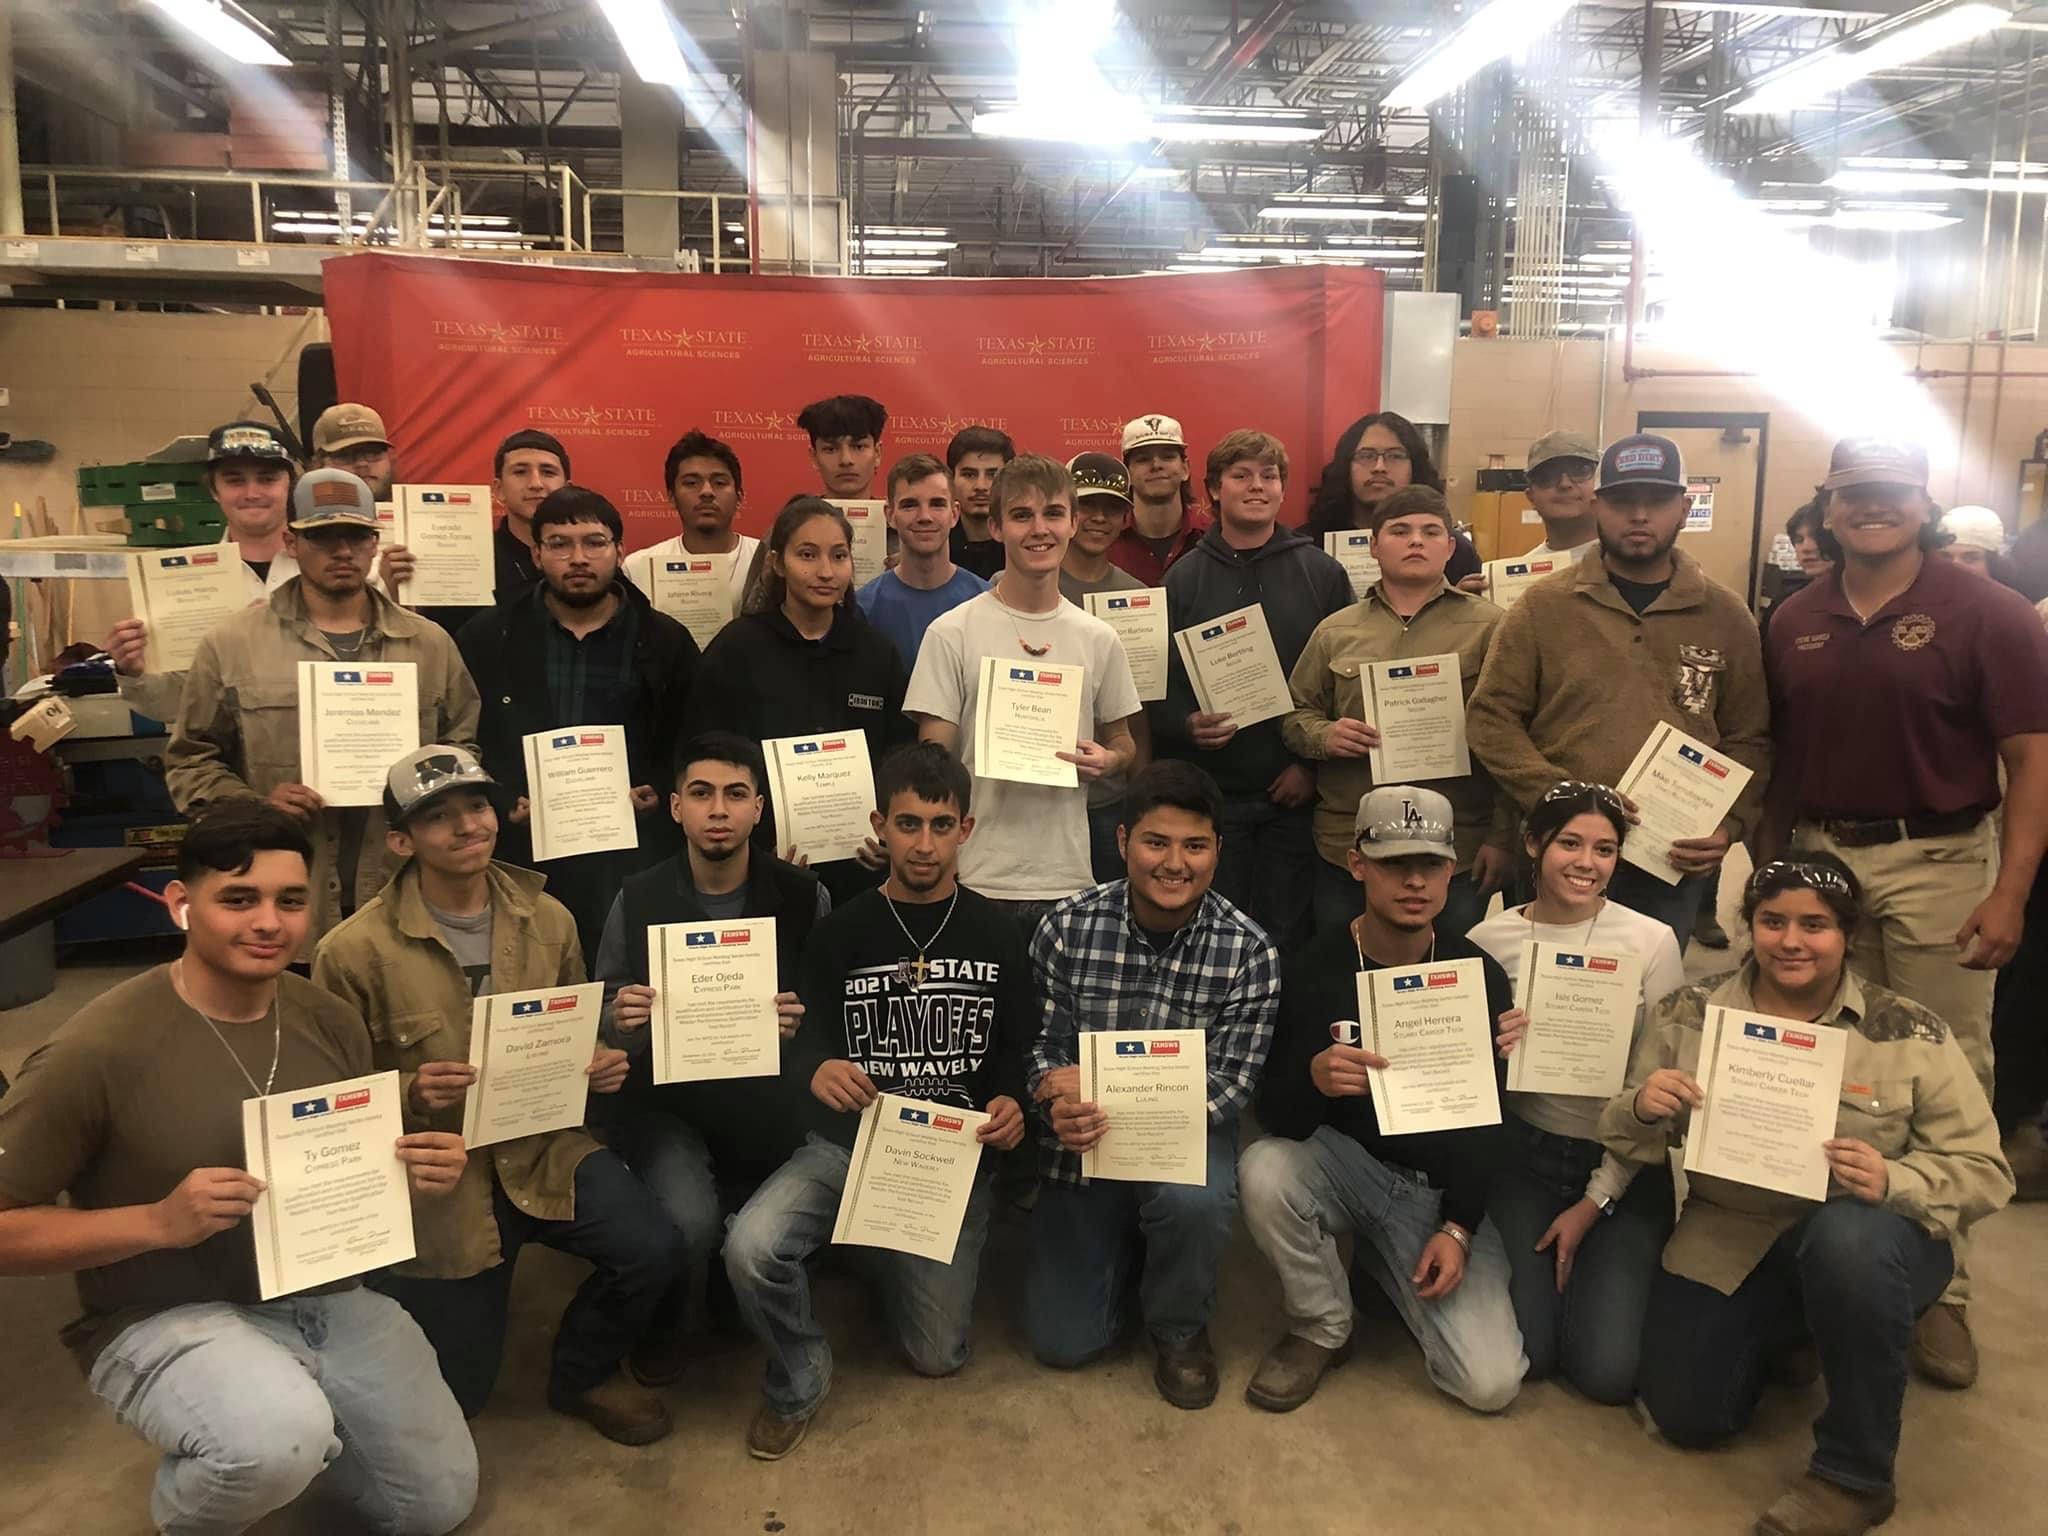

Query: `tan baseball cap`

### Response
(1121, 414, 1187, 455)
(1353, 783, 1456, 860)
(1527, 429, 1599, 472)
(313, 403, 391, 454)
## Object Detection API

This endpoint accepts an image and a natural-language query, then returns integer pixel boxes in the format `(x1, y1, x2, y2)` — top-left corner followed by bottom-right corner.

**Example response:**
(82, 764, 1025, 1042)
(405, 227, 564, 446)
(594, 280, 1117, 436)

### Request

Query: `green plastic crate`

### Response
(124, 499, 227, 547)
(77, 461, 207, 509)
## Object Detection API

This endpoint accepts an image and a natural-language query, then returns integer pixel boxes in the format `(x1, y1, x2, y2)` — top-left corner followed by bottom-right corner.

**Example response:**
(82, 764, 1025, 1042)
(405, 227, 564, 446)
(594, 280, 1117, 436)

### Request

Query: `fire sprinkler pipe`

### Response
(0, 1, 25, 239)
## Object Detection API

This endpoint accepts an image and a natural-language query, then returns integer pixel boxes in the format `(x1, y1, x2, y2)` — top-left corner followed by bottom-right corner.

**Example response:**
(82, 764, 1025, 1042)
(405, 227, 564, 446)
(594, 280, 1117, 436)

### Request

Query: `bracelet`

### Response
(1437, 1221, 1471, 1253)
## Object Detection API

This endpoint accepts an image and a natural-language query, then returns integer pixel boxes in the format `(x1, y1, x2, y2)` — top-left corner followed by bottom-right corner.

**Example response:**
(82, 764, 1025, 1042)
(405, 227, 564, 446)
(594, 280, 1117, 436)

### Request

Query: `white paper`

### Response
(1481, 553, 1566, 610)
(1615, 723, 1755, 887)
(1078, 1029, 1206, 1186)
(1084, 588, 1169, 703)
(1363, 653, 1470, 783)
(646, 553, 737, 649)
(1172, 604, 1294, 729)
(242, 1070, 414, 1300)
(971, 656, 1084, 788)
(764, 731, 876, 865)
(830, 499, 888, 588)
(127, 548, 245, 672)
(461, 982, 603, 1149)
(1324, 530, 1381, 601)
(649, 918, 780, 1083)
(1506, 941, 1643, 1099)
(830, 1092, 991, 1263)
(389, 484, 496, 608)
(521, 726, 638, 862)
(296, 661, 420, 807)
(1357, 958, 1501, 1134)
(1684, 1006, 1848, 1201)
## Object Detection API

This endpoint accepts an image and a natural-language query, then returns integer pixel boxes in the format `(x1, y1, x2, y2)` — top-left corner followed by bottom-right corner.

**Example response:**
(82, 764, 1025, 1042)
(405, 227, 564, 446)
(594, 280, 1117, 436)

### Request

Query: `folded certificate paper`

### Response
(1616, 724, 1754, 887)
(1482, 554, 1564, 610)
(648, 918, 780, 1083)
(297, 661, 420, 807)
(1078, 1029, 1207, 1186)
(764, 731, 876, 865)
(972, 658, 1084, 788)
(1355, 958, 1500, 1135)
(1684, 1007, 1846, 1202)
(462, 982, 603, 1149)
(521, 726, 638, 862)
(242, 1070, 414, 1300)
(828, 499, 888, 588)
(127, 548, 244, 672)
(646, 554, 737, 649)
(1172, 604, 1293, 729)
(388, 484, 495, 608)
(1507, 942, 1643, 1099)
(1084, 589, 1169, 702)
(1324, 530, 1381, 602)
(831, 1092, 991, 1263)
(1363, 654, 1470, 784)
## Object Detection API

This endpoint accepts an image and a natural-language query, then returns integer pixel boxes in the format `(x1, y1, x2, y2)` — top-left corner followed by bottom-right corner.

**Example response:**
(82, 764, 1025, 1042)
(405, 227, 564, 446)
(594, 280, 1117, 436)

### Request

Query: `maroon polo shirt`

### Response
(1766, 557, 2048, 820)
(1107, 508, 1210, 587)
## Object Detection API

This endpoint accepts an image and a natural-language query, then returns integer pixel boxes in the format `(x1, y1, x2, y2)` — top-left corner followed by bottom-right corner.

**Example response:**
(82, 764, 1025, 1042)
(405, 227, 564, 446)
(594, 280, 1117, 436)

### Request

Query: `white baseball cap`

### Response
(1121, 414, 1187, 455)
(1940, 505, 2006, 555)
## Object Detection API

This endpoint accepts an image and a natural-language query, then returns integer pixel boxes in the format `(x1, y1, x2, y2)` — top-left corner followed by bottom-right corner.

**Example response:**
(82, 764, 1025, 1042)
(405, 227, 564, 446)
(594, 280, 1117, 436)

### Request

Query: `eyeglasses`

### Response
(1528, 460, 1596, 491)
(1539, 780, 1627, 814)
(540, 533, 616, 555)
(1750, 861, 1855, 898)
(1352, 448, 1412, 468)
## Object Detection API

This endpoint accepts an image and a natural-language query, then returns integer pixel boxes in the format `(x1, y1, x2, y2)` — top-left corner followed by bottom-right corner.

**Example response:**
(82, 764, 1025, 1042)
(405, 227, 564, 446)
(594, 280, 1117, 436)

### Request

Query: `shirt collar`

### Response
(1365, 578, 1456, 618)
(1114, 880, 1217, 951)
(1718, 958, 1867, 1026)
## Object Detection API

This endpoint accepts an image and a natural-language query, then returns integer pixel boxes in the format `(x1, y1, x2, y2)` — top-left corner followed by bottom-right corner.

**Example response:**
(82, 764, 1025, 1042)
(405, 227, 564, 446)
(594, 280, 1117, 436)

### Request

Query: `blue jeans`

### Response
(1240, 1126, 1526, 1412)
(1485, 1114, 1673, 1404)
(601, 1099, 733, 1301)
(1026, 1123, 1240, 1364)
(724, 1135, 996, 1418)
(1606, 861, 1706, 956)
(373, 1148, 685, 1413)
(1214, 794, 1318, 952)
(1313, 856, 1489, 942)
(87, 1290, 477, 1536)
(1638, 1201, 1953, 1492)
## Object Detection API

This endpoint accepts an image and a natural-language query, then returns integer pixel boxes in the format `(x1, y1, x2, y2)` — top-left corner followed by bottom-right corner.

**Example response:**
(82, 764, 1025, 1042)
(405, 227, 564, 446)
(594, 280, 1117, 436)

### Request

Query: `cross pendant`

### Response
(910, 953, 931, 987)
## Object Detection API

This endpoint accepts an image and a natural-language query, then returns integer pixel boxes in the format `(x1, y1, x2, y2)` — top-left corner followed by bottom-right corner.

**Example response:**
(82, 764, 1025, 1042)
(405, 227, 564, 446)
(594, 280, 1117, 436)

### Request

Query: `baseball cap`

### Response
(1940, 505, 2006, 554)
(313, 403, 390, 455)
(1597, 432, 1686, 493)
(288, 467, 380, 530)
(1067, 451, 1132, 505)
(1353, 785, 1456, 861)
(206, 420, 293, 467)
(1822, 437, 1929, 493)
(1121, 414, 1187, 455)
(1527, 428, 1600, 472)
(382, 744, 506, 828)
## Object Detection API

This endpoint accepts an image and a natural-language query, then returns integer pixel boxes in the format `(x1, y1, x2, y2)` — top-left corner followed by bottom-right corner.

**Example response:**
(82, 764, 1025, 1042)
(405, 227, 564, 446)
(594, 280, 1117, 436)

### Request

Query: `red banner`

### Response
(324, 252, 1382, 549)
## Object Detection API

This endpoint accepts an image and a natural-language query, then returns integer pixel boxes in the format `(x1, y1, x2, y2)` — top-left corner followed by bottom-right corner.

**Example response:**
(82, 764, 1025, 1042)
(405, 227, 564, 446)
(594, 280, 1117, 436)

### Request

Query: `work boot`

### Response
(548, 1374, 674, 1446)
(2002, 1123, 2048, 1202)
(627, 1320, 689, 1388)
(746, 1402, 812, 1461)
(1152, 1327, 1219, 1409)
(1244, 1334, 1353, 1413)
(1754, 1474, 1896, 1536)
(1693, 907, 1731, 950)
(1908, 1302, 1977, 1389)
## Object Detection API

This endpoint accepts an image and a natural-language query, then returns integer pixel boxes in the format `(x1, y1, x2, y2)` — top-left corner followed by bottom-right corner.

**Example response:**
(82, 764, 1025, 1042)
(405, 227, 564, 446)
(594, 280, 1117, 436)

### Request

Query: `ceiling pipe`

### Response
(0, 0, 23, 238)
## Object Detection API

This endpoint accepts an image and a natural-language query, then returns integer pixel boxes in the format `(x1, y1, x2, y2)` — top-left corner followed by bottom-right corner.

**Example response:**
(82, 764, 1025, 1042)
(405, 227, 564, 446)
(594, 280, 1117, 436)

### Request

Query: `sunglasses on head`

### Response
(1355, 818, 1455, 850)
(1750, 860, 1854, 899)
(1539, 781, 1627, 814)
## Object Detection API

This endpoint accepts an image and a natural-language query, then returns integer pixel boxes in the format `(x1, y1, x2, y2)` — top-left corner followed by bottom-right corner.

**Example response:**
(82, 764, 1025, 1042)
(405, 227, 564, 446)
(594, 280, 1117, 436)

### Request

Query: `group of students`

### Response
(0, 391, 2041, 1536)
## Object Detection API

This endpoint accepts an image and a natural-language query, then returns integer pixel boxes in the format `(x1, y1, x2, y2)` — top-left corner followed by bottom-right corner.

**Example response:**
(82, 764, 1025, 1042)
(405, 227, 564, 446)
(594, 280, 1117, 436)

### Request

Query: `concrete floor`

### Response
(4, 928, 2044, 1536)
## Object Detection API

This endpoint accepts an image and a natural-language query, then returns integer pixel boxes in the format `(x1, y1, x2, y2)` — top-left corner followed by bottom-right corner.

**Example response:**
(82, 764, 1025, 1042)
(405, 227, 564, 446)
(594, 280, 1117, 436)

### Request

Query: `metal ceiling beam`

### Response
(410, 3, 594, 66)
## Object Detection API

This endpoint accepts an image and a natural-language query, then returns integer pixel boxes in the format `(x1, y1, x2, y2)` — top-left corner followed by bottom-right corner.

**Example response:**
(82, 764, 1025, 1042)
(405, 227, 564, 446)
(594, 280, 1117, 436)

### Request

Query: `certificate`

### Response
(1363, 653, 1470, 783)
(971, 656, 1083, 788)
(521, 726, 638, 862)
(646, 553, 736, 649)
(831, 1092, 990, 1263)
(1172, 604, 1293, 729)
(296, 661, 419, 807)
(1615, 723, 1755, 887)
(1084, 588, 1169, 702)
(242, 1070, 414, 1300)
(764, 731, 876, 864)
(461, 982, 603, 1149)
(1078, 1028, 1206, 1186)
(649, 918, 779, 1083)
(387, 484, 495, 608)
(1355, 958, 1500, 1134)
(1482, 553, 1565, 609)
(1325, 530, 1381, 601)
(127, 547, 244, 672)
(1684, 1005, 1847, 1201)
(1506, 941, 1643, 1098)
(829, 499, 888, 588)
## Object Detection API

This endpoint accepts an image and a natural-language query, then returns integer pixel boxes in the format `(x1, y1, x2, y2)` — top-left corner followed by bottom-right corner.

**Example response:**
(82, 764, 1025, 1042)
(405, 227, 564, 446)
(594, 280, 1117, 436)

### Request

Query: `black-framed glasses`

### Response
(1750, 860, 1855, 898)
(1540, 780, 1627, 815)
(539, 533, 616, 555)
(1528, 460, 1596, 491)
(1351, 447, 1412, 468)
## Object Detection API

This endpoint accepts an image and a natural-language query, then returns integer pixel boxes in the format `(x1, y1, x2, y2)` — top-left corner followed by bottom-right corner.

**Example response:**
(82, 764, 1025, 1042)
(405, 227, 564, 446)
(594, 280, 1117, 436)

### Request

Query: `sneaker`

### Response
(1244, 1334, 1353, 1413)
(1908, 1302, 1977, 1389)
(746, 1403, 812, 1461)
(1693, 910, 1732, 949)
(1152, 1327, 1219, 1410)
(547, 1375, 674, 1446)
(1754, 1474, 1897, 1536)
(628, 1322, 689, 1388)
(2002, 1123, 2048, 1202)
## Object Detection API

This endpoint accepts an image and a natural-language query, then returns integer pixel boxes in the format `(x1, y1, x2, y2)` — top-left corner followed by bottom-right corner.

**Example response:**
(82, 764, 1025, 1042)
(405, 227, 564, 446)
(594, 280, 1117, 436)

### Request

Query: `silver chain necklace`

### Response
(883, 886, 960, 991)
(177, 960, 282, 1098)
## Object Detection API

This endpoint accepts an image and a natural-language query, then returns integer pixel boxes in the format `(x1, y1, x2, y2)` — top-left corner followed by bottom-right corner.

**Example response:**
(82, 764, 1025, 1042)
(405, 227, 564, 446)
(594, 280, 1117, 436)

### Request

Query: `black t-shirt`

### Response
(1609, 573, 1673, 615)
(246, 559, 273, 584)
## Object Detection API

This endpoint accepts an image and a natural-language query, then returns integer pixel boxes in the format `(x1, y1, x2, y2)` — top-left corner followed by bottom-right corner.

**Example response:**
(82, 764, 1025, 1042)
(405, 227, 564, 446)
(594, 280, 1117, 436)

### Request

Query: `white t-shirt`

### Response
(622, 532, 759, 610)
(1524, 535, 1598, 562)
(906, 590, 1143, 902)
(1467, 897, 1685, 1205)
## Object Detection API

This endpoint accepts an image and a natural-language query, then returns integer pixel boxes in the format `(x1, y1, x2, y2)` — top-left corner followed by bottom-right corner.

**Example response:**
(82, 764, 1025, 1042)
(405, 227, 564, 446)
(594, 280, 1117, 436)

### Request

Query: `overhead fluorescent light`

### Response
(860, 258, 949, 274)
(1830, 168, 2048, 193)
(1383, 0, 1576, 112)
(1148, 108, 1327, 144)
(1731, 3, 2008, 116)
(862, 224, 950, 238)
(1196, 244, 1423, 262)
(855, 238, 959, 255)
(1763, 206, 1960, 231)
(1259, 196, 1430, 223)
(597, 0, 694, 87)
(145, 0, 289, 66)
(972, 104, 1324, 146)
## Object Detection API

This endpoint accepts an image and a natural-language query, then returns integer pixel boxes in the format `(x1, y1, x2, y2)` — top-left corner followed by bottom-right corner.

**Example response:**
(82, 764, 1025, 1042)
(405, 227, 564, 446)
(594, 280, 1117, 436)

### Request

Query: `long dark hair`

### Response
(1307, 411, 1445, 539)
(749, 495, 854, 616)
(1523, 782, 1629, 863)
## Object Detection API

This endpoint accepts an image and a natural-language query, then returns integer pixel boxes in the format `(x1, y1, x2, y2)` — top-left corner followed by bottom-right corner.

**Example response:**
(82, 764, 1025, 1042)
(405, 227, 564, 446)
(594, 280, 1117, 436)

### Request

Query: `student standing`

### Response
(799, 394, 887, 498)
(1109, 413, 1210, 585)
(621, 429, 760, 617)
(1305, 411, 1484, 588)
(858, 452, 988, 667)
(946, 424, 1015, 580)
(1521, 429, 1601, 560)
(309, 403, 398, 501)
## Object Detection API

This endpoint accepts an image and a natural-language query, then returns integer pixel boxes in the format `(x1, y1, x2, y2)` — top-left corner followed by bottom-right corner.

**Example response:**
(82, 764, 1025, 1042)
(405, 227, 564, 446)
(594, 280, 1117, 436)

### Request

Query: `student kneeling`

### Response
(724, 744, 1031, 1460)
(314, 745, 687, 1446)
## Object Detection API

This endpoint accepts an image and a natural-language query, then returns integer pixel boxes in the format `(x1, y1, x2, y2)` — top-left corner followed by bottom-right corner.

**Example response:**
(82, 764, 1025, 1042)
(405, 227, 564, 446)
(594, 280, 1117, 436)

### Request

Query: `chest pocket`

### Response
(227, 679, 301, 781)
(1837, 1078, 1915, 1159)
(1330, 658, 1367, 724)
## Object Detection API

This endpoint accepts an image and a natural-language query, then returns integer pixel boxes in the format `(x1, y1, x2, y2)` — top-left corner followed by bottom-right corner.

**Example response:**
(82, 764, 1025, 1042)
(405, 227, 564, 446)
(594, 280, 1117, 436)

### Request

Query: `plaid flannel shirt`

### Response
(1027, 880, 1281, 1185)
(540, 593, 640, 725)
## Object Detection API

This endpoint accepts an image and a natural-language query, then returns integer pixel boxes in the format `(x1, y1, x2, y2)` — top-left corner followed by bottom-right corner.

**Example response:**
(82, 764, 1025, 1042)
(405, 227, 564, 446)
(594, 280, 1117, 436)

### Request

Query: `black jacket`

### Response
(416, 520, 542, 638)
(1154, 523, 1353, 795)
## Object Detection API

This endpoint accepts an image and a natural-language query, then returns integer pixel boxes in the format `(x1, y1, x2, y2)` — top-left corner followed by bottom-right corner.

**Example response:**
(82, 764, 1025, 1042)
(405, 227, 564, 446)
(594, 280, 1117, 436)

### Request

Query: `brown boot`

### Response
(1754, 1474, 1896, 1536)
(1245, 1334, 1353, 1413)
(2002, 1123, 2048, 1202)
(746, 1402, 812, 1461)
(1909, 1302, 1977, 1389)
(548, 1374, 674, 1446)
(1152, 1327, 1219, 1409)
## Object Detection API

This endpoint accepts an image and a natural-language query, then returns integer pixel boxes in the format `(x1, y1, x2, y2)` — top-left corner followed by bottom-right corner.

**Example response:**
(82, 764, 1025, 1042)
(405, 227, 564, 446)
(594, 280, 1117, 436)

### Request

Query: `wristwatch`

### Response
(1593, 1194, 1618, 1218)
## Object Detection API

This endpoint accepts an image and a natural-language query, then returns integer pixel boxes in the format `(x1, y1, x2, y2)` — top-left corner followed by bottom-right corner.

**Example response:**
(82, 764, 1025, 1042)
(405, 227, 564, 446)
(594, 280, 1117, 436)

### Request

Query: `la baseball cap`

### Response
(313, 403, 390, 454)
(288, 467, 380, 530)
(382, 744, 506, 828)
(206, 420, 293, 467)
(1067, 451, 1132, 505)
(1940, 505, 2006, 554)
(1822, 437, 1929, 493)
(1528, 428, 1600, 472)
(1598, 432, 1686, 493)
(1353, 785, 1456, 861)
(1121, 414, 1187, 455)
